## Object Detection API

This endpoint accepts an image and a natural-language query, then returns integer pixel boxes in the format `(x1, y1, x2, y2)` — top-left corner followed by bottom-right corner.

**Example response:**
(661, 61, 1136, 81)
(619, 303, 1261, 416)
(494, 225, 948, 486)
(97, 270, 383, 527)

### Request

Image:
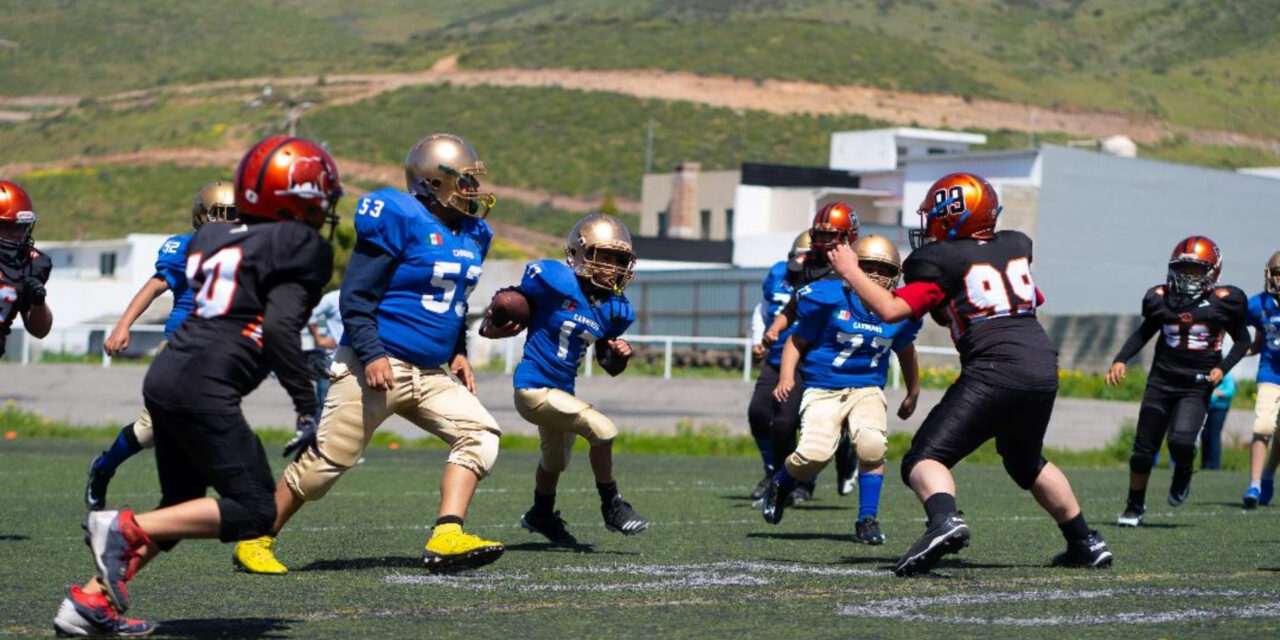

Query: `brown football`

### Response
(488, 289, 531, 327)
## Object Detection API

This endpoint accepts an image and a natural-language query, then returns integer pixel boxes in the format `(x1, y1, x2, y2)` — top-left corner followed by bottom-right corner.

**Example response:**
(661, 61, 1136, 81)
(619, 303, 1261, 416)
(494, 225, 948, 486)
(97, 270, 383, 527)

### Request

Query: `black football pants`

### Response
(749, 361, 806, 472)
(1129, 374, 1213, 475)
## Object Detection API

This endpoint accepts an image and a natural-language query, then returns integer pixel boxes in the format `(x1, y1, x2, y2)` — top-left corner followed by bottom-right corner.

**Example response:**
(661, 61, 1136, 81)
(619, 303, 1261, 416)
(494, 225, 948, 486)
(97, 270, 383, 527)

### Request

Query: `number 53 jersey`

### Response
(794, 280, 922, 390)
(352, 188, 490, 369)
(902, 230, 1057, 391)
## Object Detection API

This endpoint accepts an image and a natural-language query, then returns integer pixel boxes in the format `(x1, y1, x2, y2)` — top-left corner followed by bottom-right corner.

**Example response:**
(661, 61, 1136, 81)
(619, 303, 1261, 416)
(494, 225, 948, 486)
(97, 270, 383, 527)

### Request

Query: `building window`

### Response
(99, 251, 117, 277)
(700, 209, 712, 240)
(927, 147, 947, 155)
(896, 146, 908, 158)
(724, 208, 734, 237)
(657, 210, 669, 237)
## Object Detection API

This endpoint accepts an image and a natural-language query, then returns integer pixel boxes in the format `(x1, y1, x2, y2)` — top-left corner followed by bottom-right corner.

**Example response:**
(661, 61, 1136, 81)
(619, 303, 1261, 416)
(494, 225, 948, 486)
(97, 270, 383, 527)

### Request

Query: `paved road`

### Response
(0, 363, 1259, 451)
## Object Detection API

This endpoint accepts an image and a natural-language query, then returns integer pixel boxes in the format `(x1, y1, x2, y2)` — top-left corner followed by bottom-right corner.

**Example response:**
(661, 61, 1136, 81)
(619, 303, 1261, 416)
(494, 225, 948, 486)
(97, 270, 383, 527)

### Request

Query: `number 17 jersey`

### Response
(902, 230, 1057, 391)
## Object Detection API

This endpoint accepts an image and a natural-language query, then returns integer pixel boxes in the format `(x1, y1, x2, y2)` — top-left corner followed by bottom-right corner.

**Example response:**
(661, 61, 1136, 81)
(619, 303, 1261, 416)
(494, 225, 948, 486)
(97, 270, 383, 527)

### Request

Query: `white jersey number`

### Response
(186, 247, 243, 319)
(963, 258, 1036, 318)
(422, 261, 483, 317)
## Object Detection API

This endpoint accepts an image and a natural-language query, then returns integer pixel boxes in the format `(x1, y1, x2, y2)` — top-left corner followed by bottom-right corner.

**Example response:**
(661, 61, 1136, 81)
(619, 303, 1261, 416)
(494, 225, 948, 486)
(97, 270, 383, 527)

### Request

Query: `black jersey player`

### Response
(829, 172, 1112, 577)
(52, 136, 340, 636)
(0, 180, 53, 359)
(1108, 236, 1250, 526)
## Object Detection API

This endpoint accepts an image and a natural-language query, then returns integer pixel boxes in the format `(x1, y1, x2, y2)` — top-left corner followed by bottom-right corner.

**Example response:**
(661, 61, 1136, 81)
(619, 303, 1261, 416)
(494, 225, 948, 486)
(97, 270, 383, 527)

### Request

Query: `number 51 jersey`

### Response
(144, 221, 333, 412)
(902, 230, 1057, 391)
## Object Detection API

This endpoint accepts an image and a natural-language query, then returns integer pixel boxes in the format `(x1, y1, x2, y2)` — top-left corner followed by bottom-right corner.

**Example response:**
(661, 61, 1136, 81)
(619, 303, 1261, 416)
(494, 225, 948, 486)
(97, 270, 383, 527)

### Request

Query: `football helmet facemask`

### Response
(809, 202, 859, 255)
(854, 234, 902, 290)
(1267, 251, 1280, 296)
(1167, 236, 1221, 303)
(789, 230, 812, 263)
(191, 180, 237, 230)
(234, 136, 343, 238)
(911, 172, 1001, 250)
(566, 213, 636, 295)
(405, 134, 496, 219)
(0, 180, 36, 267)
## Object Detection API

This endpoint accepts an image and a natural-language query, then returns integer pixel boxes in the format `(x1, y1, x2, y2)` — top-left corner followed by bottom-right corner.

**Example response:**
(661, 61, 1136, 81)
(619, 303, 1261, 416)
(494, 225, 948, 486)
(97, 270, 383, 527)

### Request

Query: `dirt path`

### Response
(15, 56, 1263, 151)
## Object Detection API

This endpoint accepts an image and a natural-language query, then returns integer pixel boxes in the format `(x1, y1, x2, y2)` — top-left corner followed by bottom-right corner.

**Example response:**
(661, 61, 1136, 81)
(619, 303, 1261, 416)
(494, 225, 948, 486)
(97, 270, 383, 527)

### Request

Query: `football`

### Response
(488, 288, 531, 327)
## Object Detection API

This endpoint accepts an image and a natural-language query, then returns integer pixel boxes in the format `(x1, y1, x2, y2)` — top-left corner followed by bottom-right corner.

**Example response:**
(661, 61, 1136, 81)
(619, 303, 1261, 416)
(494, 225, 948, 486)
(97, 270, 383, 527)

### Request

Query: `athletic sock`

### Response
(532, 491, 556, 516)
(434, 515, 464, 528)
(923, 492, 958, 527)
(596, 481, 619, 505)
(1058, 512, 1091, 542)
(754, 437, 775, 475)
(775, 467, 797, 493)
(94, 424, 143, 475)
(857, 472, 883, 520)
(1127, 489, 1146, 509)
(1249, 479, 1262, 491)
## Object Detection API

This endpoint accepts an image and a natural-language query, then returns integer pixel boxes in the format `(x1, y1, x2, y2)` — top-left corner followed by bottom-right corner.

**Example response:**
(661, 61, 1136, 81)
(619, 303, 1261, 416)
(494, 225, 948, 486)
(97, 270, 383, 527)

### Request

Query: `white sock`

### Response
(1250, 479, 1262, 491)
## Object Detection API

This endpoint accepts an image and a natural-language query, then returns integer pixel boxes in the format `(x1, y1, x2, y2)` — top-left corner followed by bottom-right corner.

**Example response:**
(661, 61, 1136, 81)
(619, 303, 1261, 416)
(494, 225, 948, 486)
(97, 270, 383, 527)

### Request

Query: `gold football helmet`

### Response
(566, 213, 636, 295)
(192, 180, 236, 229)
(1268, 251, 1280, 296)
(789, 230, 812, 260)
(404, 134, 495, 218)
(853, 234, 902, 290)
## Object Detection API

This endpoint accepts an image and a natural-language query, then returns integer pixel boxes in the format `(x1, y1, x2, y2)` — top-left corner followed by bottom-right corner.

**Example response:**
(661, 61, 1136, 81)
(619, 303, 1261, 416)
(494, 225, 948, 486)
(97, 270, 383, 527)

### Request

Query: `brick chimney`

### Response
(666, 162, 700, 239)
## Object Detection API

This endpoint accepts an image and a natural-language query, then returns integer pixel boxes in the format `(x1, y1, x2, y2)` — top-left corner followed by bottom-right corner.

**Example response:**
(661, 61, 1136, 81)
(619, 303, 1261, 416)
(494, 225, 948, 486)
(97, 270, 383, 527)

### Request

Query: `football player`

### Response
(764, 234, 922, 546)
(1240, 251, 1279, 508)
(746, 231, 809, 499)
(0, 180, 53, 360)
(482, 213, 649, 545)
(232, 133, 505, 575)
(1108, 237, 1250, 524)
(86, 181, 237, 511)
(762, 203, 862, 503)
(53, 136, 339, 636)
(830, 172, 1112, 576)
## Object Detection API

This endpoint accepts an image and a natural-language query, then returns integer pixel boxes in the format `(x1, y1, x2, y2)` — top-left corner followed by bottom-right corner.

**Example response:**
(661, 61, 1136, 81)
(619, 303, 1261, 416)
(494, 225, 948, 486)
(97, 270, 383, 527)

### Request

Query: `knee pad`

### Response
(1129, 452, 1155, 475)
(447, 428, 500, 479)
(854, 429, 888, 467)
(284, 446, 354, 502)
(577, 409, 618, 446)
(1003, 456, 1046, 490)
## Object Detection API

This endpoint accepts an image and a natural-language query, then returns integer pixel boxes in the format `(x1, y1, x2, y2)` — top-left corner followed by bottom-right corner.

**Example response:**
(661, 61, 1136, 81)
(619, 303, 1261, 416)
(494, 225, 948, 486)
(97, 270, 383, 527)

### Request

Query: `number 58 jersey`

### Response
(145, 221, 333, 412)
(902, 230, 1057, 391)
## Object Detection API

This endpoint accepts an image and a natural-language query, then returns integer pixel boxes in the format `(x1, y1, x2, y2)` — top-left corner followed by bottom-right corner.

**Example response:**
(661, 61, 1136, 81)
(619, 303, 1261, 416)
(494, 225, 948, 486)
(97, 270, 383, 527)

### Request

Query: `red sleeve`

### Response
(1035, 287, 1045, 307)
(894, 281, 946, 319)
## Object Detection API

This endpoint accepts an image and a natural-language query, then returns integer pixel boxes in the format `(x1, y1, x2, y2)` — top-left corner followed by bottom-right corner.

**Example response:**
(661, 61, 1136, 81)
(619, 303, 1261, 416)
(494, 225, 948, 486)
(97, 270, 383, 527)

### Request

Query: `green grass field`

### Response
(2, 437, 1277, 638)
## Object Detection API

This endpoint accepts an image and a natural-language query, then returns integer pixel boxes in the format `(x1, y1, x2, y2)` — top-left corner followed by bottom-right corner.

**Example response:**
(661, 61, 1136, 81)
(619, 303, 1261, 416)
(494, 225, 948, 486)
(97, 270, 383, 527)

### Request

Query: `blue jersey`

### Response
(793, 280, 922, 390)
(1249, 292, 1280, 385)
(513, 260, 634, 394)
(155, 233, 194, 337)
(761, 260, 796, 367)
(346, 188, 490, 369)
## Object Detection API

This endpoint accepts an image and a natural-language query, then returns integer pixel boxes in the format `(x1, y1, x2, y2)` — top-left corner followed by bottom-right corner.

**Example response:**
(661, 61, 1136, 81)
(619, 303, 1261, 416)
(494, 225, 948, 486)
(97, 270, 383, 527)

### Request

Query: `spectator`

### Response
(1201, 375, 1237, 470)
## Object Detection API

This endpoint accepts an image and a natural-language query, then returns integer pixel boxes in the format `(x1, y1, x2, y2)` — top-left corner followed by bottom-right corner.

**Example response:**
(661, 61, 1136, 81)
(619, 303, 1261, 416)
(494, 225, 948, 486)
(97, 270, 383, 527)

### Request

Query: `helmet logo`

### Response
(930, 186, 966, 217)
(278, 156, 333, 199)
(244, 189, 258, 204)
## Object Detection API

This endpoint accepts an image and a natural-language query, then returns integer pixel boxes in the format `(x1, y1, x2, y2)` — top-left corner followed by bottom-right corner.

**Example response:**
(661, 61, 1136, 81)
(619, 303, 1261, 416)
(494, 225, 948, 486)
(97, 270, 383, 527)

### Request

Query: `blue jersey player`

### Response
(237, 134, 508, 576)
(483, 213, 650, 545)
(86, 181, 237, 511)
(763, 235, 922, 547)
(1243, 251, 1280, 507)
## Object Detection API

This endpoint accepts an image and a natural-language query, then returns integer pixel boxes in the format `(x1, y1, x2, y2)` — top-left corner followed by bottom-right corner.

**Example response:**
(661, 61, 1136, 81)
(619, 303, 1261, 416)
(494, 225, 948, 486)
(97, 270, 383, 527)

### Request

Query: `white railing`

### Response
(6, 324, 168, 367)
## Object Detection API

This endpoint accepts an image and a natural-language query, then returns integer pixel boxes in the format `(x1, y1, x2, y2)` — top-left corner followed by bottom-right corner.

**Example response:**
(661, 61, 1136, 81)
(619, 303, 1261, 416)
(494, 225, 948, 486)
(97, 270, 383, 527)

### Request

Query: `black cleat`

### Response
(760, 474, 793, 525)
(1116, 503, 1145, 527)
(520, 509, 578, 546)
(85, 456, 113, 512)
(749, 472, 772, 501)
(893, 514, 969, 577)
(1051, 530, 1113, 569)
(602, 496, 650, 535)
(1168, 469, 1192, 506)
(855, 516, 885, 545)
(789, 482, 814, 506)
(835, 435, 856, 496)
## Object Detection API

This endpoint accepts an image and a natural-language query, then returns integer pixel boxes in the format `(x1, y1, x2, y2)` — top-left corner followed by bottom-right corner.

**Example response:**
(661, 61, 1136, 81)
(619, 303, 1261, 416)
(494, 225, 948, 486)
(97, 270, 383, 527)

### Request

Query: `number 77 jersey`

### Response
(901, 229, 1059, 391)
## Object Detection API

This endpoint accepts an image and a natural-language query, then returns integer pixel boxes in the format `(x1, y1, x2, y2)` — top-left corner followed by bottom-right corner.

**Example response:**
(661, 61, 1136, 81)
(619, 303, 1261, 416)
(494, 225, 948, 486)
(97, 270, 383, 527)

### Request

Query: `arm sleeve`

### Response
(895, 281, 947, 319)
(893, 318, 924, 352)
(353, 194, 406, 259)
(750, 302, 765, 344)
(262, 281, 318, 417)
(340, 240, 398, 366)
(1113, 316, 1160, 364)
(606, 301, 635, 340)
(153, 239, 186, 290)
(1218, 317, 1252, 374)
(453, 324, 468, 358)
(1035, 287, 1046, 307)
(791, 288, 828, 344)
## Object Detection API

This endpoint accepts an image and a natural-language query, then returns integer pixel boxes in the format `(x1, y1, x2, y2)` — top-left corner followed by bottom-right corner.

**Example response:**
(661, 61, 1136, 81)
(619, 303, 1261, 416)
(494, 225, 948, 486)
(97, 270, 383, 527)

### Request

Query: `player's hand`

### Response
(773, 376, 795, 403)
(827, 244, 861, 280)
(316, 335, 337, 350)
(364, 357, 394, 391)
(451, 353, 476, 394)
(1207, 368, 1224, 386)
(283, 414, 317, 461)
(479, 307, 524, 339)
(1105, 362, 1126, 387)
(898, 392, 918, 420)
(19, 276, 46, 308)
(607, 339, 633, 359)
(751, 343, 765, 362)
(762, 328, 779, 347)
(104, 326, 131, 356)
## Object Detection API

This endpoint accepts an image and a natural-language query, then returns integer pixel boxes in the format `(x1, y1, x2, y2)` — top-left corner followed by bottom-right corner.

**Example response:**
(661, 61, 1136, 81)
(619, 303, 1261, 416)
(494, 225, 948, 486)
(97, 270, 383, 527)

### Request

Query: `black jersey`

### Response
(902, 230, 1057, 391)
(1130, 284, 1248, 384)
(785, 255, 837, 288)
(0, 248, 52, 358)
(144, 221, 332, 413)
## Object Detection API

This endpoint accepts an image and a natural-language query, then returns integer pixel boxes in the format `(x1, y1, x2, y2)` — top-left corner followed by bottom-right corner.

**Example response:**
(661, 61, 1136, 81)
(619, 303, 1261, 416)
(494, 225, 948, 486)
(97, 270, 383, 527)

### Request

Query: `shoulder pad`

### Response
(1141, 285, 1166, 318)
(1213, 285, 1248, 314)
(902, 245, 946, 284)
(28, 249, 52, 283)
(526, 259, 579, 297)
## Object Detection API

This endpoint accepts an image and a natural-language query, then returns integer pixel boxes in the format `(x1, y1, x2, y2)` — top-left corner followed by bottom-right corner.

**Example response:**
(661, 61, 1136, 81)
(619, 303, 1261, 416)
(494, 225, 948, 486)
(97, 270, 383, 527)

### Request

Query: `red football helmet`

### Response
(809, 201, 859, 254)
(234, 136, 342, 236)
(1167, 235, 1221, 301)
(0, 180, 36, 266)
(911, 172, 1001, 249)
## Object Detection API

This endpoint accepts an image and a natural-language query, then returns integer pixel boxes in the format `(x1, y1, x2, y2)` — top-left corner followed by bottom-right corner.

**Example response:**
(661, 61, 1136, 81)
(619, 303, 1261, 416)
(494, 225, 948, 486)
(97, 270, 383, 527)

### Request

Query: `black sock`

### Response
(597, 481, 619, 504)
(1127, 489, 1146, 509)
(434, 515, 464, 528)
(533, 491, 556, 516)
(923, 493, 958, 527)
(1058, 513, 1091, 542)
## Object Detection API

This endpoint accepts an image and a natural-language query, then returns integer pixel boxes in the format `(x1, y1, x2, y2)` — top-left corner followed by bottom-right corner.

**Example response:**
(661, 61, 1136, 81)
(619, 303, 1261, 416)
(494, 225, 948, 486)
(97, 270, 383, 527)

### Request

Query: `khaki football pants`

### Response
(1255, 382, 1280, 442)
(514, 387, 618, 473)
(131, 408, 155, 449)
(285, 347, 502, 501)
(785, 387, 888, 482)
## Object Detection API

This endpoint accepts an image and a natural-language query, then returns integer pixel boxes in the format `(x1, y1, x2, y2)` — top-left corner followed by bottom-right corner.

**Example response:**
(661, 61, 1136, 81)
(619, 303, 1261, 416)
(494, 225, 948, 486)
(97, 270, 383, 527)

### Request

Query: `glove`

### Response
(283, 414, 318, 461)
(19, 276, 45, 310)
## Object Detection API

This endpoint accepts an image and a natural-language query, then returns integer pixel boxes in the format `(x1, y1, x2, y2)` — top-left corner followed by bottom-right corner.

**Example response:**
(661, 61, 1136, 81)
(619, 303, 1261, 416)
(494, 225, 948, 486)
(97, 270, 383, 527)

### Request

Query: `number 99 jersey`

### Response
(902, 230, 1058, 391)
(794, 280, 921, 390)
(352, 188, 490, 369)
(1142, 283, 1247, 383)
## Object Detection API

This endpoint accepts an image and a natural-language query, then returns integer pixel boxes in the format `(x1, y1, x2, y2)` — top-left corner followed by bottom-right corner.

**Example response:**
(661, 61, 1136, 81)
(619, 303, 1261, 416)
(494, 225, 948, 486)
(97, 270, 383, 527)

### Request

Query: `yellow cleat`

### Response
(232, 536, 288, 575)
(422, 523, 504, 574)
